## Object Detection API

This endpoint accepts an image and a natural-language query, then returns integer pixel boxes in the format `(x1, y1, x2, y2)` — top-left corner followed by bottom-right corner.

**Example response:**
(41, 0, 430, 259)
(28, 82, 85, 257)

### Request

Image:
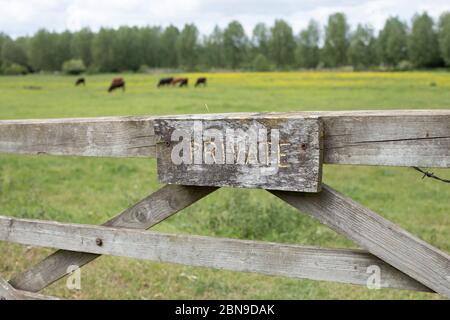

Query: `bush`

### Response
(396, 60, 413, 71)
(62, 59, 86, 75)
(252, 54, 270, 71)
(138, 64, 151, 73)
(2, 63, 28, 75)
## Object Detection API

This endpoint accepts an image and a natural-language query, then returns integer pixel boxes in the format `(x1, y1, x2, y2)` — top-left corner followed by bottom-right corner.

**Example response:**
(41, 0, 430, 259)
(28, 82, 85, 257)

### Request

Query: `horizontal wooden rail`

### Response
(0, 215, 431, 292)
(0, 110, 448, 167)
(0, 116, 156, 158)
(9, 185, 217, 293)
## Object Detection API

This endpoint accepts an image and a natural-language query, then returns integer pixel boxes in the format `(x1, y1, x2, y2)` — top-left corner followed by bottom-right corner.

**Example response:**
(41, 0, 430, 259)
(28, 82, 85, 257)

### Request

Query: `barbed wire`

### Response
(412, 167, 450, 184)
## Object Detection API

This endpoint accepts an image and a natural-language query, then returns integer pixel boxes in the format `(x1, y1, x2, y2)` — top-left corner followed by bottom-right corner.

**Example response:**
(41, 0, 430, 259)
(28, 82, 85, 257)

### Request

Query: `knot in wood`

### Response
(95, 238, 103, 246)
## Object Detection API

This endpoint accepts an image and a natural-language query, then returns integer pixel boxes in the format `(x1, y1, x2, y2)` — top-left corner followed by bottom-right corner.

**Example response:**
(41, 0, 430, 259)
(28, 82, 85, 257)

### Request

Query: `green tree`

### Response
(0, 33, 10, 69)
(114, 26, 143, 71)
(252, 23, 270, 58)
(15, 37, 31, 65)
(347, 24, 377, 69)
(1, 38, 28, 67)
(176, 24, 199, 70)
(140, 26, 161, 68)
(408, 12, 440, 67)
(296, 20, 320, 68)
(71, 28, 93, 67)
(323, 13, 349, 67)
(160, 25, 179, 68)
(29, 29, 59, 71)
(55, 31, 73, 69)
(438, 12, 450, 66)
(252, 53, 270, 71)
(203, 25, 225, 68)
(223, 21, 248, 69)
(92, 28, 116, 72)
(377, 17, 408, 67)
(269, 19, 296, 68)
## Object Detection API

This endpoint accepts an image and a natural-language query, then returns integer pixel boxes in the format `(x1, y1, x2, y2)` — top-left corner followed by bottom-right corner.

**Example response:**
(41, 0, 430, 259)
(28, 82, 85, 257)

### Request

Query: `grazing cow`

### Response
(179, 78, 188, 87)
(157, 77, 174, 87)
(195, 77, 207, 87)
(108, 78, 125, 93)
(75, 78, 86, 86)
(172, 78, 188, 87)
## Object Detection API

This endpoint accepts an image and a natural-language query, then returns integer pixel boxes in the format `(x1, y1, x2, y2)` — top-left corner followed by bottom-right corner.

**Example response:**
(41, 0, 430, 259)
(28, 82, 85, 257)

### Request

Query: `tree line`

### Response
(1, 11, 450, 74)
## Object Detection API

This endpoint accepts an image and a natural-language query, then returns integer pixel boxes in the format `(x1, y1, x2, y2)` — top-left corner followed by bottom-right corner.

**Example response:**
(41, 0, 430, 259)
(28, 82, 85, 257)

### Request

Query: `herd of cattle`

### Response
(75, 76, 207, 92)
(157, 77, 207, 88)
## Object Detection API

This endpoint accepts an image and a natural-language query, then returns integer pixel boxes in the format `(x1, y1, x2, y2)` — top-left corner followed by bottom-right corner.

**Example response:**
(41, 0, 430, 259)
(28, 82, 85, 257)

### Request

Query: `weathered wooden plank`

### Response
(0, 110, 448, 167)
(154, 115, 323, 192)
(8, 185, 217, 292)
(0, 216, 431, 292)
(321, 110, 450, 167)
(271, 185, 450, 297)
(0, 116, 156, 157)
(0, 277, 60, 300)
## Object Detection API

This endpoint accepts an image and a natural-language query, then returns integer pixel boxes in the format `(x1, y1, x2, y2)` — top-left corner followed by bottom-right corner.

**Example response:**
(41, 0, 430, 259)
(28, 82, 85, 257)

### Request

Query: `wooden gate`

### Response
(0, 110, 449, 299)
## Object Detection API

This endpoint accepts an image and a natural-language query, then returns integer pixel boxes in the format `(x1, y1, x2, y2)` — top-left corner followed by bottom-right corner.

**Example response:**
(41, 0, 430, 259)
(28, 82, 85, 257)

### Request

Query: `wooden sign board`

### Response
(154, 114, 323, 192)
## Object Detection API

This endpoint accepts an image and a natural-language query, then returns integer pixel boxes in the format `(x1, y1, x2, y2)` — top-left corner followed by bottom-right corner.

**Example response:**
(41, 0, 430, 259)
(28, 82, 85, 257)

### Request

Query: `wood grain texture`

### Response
(0, 110, 448, 167)
(0, 116, 156, 158)
(271, 185, 450, 297)
(8, 185, 217, 292)
(321, 111, 450, 167)
(154, 115, 323, 192)
(0, 277, 60, 300)
(0, 216, 430, 292)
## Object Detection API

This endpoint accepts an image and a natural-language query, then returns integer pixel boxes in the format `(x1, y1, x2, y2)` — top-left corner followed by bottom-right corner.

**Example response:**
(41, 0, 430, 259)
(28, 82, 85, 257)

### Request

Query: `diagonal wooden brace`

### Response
(0, 276, 60, 300)
(8, 184, 218, 293)
(270, 184, 450, 297)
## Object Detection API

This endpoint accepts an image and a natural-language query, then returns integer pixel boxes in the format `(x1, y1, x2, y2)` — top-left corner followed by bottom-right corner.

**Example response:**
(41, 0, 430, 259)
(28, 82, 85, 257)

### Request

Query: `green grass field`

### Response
(0, 71, 449, 299)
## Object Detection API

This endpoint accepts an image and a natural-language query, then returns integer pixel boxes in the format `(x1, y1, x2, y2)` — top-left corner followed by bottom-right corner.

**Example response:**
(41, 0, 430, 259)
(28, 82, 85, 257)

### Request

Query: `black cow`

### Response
(75, 78, 86, 86)
(108, 78, 125, 93)
(158, 77, 174, 87)
(195, 77, 207, 87)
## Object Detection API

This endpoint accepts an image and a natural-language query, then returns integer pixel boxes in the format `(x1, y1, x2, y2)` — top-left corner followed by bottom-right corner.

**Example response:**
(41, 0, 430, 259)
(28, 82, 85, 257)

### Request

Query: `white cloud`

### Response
(1, 0, 449, 38)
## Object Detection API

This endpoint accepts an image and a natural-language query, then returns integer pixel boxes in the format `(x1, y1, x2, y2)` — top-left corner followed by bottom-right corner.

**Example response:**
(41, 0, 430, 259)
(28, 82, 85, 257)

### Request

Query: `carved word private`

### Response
(170, 121, 285, 170)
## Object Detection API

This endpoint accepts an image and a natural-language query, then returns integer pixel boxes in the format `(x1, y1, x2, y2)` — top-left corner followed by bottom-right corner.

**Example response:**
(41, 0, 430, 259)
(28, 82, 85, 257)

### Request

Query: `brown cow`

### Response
(108, 78, 125, 92)
(171, 78, 188, 87)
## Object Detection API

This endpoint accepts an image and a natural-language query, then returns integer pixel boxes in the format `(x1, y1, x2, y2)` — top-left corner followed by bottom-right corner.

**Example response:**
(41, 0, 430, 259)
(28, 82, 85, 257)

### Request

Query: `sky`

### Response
(1, 0, 450, 38)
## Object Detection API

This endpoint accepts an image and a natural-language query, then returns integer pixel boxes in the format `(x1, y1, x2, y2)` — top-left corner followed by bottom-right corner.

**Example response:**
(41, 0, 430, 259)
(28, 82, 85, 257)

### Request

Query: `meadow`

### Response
(0, 71, 449, 299)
